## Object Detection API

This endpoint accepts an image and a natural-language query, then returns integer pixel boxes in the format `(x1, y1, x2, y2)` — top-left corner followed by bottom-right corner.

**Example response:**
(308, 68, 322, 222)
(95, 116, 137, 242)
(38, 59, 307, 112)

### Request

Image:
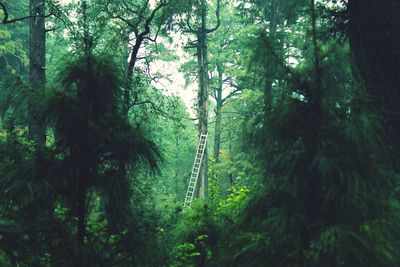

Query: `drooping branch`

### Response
(104, 3, 136, 29)
(139, 0, 168, 38)
(260, 31, 302, 87)
(185, 13, 197, 33)
(144, 18, 162, 42)
(185, 0, 221, 34)
(0, 3, 9, 23)
(206, 0, 220, 33)
(0, 2, 53, 24)
(222, 87, 242, 104)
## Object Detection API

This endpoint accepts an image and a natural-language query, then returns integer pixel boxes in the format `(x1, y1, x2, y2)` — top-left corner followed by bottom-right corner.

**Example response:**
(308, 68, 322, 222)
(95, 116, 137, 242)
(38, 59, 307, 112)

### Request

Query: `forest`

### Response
(1, 0, 400, 266)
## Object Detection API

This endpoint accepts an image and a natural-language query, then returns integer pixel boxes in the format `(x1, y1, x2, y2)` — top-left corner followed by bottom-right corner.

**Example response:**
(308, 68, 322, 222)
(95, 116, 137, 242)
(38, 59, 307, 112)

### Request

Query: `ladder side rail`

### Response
(184, 136, 204, 205)
(184, 133, 208, 207)
(184, 134, 208, 207)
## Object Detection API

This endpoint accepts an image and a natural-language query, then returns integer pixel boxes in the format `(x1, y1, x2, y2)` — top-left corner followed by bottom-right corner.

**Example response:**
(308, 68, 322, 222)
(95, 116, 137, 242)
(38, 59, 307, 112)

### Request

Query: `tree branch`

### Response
(143, 9, 166, 43)
(260, 31, 302, 86)
(139, 0, 168, 38)
(206, 0, 221, 33)
(185, 13, 198, 33)
(1, 3, 53, 24)
(222, 87, 242, 104)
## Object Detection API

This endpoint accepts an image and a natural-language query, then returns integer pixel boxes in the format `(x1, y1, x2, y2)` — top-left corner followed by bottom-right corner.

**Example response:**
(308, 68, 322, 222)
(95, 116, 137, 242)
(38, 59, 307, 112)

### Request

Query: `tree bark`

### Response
(196, 29, 208, 198)
(28, 0, 46, 144)
(195, 0, 210, 199)
(213, 62, 223, 162)
(124, 36, 144, 116)
(190, 0, 220, 199)
(263, 0, 277, 114)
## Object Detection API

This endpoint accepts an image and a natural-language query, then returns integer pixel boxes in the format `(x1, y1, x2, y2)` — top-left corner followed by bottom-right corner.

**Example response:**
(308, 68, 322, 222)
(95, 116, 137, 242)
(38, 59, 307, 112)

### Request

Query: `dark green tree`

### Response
(348, 0, 400, 167)
(216, 1, 400, 266)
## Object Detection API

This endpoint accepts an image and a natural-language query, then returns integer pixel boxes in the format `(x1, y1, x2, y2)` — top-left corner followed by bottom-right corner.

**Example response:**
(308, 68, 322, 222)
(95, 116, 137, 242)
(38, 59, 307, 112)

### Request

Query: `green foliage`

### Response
(1, 0, 400, 266)
(170, 204, 221, 266)
(47, 53, 161, 264)
(215, 10, 400, 266)
(0, 24, 29, 132)
(216, 185, 250, 217)
(0, 53, 163, 266)
(172, 235, 211, 267)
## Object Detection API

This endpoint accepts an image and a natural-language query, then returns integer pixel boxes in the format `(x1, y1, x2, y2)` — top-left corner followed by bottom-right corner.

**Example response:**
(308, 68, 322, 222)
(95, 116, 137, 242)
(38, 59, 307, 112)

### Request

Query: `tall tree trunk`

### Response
(263, 0, 277, 114)
(28, 0, 46, 144)
(124, 37, 144, 116)
(174, 134, 180, 195)
(213, 62, 223, 162)
(348, 0, 400, 160)
(75, 7, 92, 265)
(196, 1, 209, 199)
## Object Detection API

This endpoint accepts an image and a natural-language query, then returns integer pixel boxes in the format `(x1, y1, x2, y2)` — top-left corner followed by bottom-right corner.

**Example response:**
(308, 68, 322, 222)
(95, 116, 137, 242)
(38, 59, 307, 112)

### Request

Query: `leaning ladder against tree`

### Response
(184, 133, 208, 208)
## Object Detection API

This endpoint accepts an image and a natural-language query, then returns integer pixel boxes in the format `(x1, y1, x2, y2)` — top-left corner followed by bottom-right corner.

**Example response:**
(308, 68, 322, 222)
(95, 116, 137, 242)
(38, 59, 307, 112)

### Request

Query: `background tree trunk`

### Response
(263, 0, 277, 114)
(124, 37, 144, 116)
(191, 0, 220, 199)
(213, 62, 223, 162)
(28, 0, 46, 144)
(196, 15, 209, 198)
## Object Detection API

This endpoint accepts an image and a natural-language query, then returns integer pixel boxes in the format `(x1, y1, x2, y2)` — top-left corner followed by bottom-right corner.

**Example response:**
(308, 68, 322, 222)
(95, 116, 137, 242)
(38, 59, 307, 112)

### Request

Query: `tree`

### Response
(216, 1, 400, 266)
(28, 0, 46, 144)
(0, 1, 49, 143)
(208, 1, 242, 162)
(348, 0, 400, 166)
(0, 11, 29, 132)
(184, 0, 220, 198)
(100, 0, 176, 116)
